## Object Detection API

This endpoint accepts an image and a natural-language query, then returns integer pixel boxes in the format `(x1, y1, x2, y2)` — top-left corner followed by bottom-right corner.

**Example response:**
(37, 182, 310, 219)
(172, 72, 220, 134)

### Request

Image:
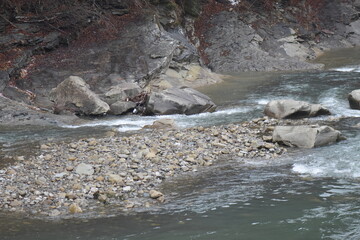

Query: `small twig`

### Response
(15, 15, 58, 23)
(0, 14, 19, 29)
(44, 21, 67, 34)
(247, 0, 258, 10)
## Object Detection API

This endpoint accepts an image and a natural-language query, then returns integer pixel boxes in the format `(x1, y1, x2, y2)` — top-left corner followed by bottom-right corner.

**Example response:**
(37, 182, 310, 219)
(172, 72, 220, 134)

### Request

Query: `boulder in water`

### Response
(109, 101, 136, 115)
(272, 125, 342, 148)
(264, 99, 331, 119)
(50, 76, 110, 115)
(348, 89, 360, 110)
(145, 87, 216, 115)
(144, 118, 177, 129)
(104, 82, 142, 105)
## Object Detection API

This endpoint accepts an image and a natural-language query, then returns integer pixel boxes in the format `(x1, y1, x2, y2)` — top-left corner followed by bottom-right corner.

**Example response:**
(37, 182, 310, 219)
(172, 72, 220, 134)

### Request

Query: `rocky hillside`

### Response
(0, 0, 359, 125)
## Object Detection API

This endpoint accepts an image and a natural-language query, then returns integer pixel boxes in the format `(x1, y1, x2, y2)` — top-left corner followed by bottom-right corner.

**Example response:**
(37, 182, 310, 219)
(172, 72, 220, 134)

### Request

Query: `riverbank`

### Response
(0, 1, 359, 127)
(0, 116, 294, 219)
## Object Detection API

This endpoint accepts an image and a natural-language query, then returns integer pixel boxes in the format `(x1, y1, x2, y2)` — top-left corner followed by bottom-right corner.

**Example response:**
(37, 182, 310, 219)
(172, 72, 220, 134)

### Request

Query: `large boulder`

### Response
(145, 87, 216, 115)
(109, 101, 136, 115)
(50, 76, 110, 115)
(104, 82, 142, 105)
(272, 125, 342, 148)
(264, 99, 331, 119)
(348, 89, 360, 110)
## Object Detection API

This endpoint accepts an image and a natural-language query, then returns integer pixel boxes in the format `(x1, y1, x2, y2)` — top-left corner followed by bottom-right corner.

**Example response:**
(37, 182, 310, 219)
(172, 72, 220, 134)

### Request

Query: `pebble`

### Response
(98, 194, 107, 203)
(49, 209, 61, 217)
(44, 154, 52, 161)
(149, 190, 163, 199)
(95, 176, 105, 181)
(40, 144, 50, 150)
(69, 203, 82, 214)
(108, 174, 124, 185)
(123, 186, 132, 192)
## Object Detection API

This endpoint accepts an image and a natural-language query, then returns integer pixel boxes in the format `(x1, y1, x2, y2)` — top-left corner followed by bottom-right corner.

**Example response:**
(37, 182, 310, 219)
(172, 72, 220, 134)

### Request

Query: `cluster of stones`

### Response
(0, 117, 286, 218)
(50, 76, 217, 117)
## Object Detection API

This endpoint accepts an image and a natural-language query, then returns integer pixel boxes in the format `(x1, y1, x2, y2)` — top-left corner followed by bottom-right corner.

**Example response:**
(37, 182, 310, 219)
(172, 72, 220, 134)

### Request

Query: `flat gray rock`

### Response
(75, 163, 94, 175)
(145, 87, 216, 115)
(264, 99, 331, 119)
(272, 125, 342, 148)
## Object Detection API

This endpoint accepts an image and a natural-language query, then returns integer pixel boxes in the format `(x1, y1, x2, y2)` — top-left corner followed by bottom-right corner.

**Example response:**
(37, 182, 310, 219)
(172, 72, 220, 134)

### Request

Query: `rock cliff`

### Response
(0, 0, 359, 125)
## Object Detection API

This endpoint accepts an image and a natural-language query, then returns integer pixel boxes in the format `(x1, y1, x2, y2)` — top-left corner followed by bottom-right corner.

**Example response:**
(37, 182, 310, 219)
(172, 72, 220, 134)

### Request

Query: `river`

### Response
(1, 47, 360, 239)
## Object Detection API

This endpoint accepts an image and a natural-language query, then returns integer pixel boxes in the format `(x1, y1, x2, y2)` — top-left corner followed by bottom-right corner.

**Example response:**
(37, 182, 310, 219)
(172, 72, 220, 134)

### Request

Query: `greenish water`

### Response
(1, 47, 360, 239)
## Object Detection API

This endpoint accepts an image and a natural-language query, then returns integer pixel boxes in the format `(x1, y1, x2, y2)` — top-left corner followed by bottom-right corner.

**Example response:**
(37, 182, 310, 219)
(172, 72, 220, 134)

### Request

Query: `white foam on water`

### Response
(60, 106, 253, 132)
(292, 138, 360, 179)
(292, 160, 360, 179)
(256, 99, 270, 105)
(172, 106, 254, 128)
(61, 117, 156, 129)
(331, 65, 360, 72)
(292, 164, 324, 176)
(292, 158, 360, 179)
(319, 89, 360, 118)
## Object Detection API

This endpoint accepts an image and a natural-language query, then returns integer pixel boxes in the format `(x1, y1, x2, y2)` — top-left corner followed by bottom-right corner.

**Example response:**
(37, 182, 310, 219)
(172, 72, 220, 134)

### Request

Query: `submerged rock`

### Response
(272, 125, 342, 148)
(264, 99, 331, 119)
(144, 118, 177, 129)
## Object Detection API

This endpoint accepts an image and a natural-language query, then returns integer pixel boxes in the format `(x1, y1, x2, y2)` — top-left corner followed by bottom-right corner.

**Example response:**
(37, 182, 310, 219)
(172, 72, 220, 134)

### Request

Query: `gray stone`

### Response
(144, 118, 177, 129)
(49, 209, 61, 217)
(106, 17, 178, 86)
(355, 0, 360, 9)
(348, 89, 360, 110)
(108, 174, 124, 184)
(0, 71, 9, 92)
(49, 76, 110, 115)
(264, 99, 331, 119)
(75, 163, 94, 175)
(104, 82, 142, 105)
(54, 172, 67, 179)
(203, 11, 323, 72)
(272, 125, 342, 148)
(109, 101, 136, 115)
(145, 87, 216, 115)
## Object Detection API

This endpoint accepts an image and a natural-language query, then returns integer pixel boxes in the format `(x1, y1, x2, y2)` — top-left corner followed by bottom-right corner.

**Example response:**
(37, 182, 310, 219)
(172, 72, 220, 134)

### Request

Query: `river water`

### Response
(1, 48, 360, 239)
